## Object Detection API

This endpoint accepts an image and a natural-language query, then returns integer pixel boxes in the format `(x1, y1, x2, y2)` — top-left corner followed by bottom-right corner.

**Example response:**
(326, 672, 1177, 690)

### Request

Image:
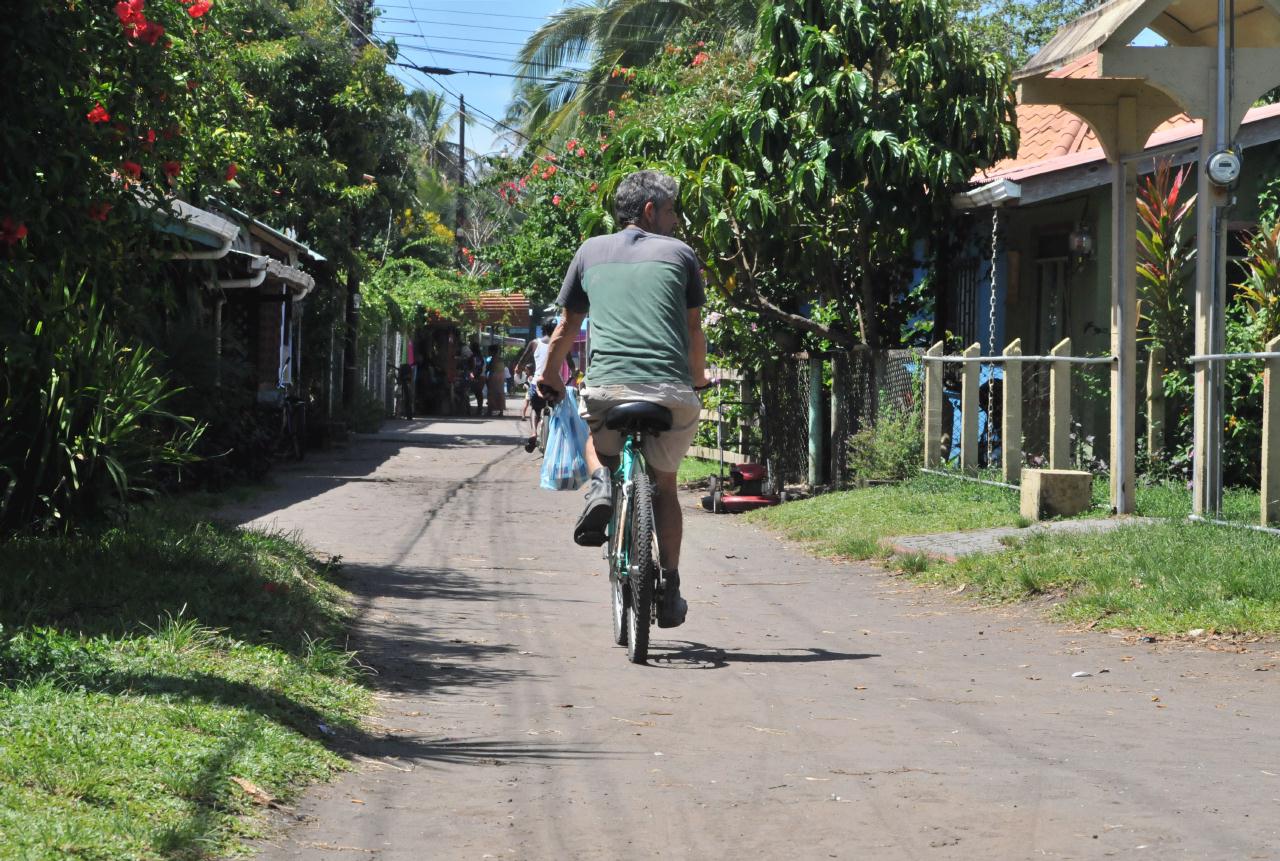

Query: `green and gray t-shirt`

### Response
(557, 226, 705, 386)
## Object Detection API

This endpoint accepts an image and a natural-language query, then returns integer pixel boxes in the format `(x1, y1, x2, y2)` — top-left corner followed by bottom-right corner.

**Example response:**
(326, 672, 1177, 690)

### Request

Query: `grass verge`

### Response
(744, 473, 1024, 559)
(0, 501, 368, 860)
(678, 456, 723, 487)
(919, 520, 1280, 635)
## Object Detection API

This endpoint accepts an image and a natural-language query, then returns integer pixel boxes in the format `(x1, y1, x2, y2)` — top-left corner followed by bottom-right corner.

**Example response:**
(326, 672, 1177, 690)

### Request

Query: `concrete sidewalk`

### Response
(888, 515, 1158, 561)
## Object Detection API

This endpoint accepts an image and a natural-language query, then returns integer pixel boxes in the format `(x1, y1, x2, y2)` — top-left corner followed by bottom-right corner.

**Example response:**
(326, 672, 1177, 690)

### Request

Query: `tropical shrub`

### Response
(0, 277, 201, 534)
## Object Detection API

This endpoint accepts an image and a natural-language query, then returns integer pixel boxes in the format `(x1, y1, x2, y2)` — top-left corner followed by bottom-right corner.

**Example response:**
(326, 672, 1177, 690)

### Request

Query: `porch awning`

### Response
(460, 291, 530, 325)
(1018, 0, 1280, 80)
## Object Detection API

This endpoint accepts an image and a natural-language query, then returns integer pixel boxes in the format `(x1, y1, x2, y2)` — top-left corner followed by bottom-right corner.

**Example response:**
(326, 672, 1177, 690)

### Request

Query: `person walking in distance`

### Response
(535, 170, 708, 628)
(517, 321, 573, 452)
(466, 340, 485, 416)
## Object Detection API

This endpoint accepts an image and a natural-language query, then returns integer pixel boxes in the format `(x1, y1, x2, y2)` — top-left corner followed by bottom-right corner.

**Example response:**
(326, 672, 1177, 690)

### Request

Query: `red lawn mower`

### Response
(699, 377, 780, 513)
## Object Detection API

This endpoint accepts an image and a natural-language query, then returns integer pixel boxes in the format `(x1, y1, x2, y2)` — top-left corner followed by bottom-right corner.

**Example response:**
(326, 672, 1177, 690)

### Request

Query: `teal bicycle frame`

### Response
(607, 432, 647, 579)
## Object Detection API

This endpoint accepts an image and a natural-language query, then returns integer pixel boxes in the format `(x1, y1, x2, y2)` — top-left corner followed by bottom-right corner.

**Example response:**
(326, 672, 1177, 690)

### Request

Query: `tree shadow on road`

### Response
(646, 641, 880, 670)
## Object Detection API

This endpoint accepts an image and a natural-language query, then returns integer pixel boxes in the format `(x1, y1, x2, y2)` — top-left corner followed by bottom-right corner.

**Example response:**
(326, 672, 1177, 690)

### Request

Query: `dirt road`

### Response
(230, 416, 1280, 860)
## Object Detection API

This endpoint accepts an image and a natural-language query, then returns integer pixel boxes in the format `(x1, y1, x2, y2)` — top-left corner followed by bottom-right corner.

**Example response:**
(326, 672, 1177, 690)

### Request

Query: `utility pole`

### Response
(455, 94, 466, 254)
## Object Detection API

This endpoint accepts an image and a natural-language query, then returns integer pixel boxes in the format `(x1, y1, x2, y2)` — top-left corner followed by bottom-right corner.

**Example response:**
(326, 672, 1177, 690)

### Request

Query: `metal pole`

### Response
(456, 94, 466, 250)
(808, 356, 825, 487)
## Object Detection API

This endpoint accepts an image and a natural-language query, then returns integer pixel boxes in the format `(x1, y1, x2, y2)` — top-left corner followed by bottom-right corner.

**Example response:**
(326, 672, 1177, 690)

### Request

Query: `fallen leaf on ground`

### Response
(230, 777, 275, 807)
(612, 717, 655, 727)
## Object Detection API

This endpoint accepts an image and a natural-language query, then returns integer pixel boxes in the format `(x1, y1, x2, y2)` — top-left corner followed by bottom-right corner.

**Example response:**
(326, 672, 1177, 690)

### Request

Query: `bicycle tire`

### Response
(537, 408, 550, 453)
(609, 480, 627, 646)
(625, 468, 655, 664)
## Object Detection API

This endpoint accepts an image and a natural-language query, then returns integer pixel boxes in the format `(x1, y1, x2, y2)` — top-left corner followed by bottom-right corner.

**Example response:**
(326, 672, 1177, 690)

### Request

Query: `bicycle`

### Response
(601, 401, 674, 664)
(272, 383, 307, 462)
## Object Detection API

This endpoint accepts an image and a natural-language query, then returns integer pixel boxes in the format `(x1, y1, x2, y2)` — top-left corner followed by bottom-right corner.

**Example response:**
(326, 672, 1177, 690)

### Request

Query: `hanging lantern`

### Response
(1068, 222, 1094, 260)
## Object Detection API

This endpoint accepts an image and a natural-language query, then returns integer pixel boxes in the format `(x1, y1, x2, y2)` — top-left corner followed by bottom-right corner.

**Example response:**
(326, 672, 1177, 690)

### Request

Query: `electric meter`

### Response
(1206, 149, 1242, 186)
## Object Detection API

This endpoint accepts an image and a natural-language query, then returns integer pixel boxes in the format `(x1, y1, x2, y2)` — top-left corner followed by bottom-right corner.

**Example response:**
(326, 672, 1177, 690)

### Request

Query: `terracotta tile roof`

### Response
(978, 51, 1199, 180)
(461, 290, 529, 324)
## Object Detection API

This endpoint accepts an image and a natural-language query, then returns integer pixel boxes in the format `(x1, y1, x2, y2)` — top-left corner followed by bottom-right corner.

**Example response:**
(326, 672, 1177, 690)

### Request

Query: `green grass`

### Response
(745, 473, 1024, 559)
(0, 502, 369, 860)
(678, 456, 724, 486)
(747, 469, 1270, 563)
(920, 521, 1280, 635)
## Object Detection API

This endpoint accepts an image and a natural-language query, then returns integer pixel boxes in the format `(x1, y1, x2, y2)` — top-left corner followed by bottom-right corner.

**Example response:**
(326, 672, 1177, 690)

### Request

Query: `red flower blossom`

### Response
(589, 182, 599, 192)
(88, 202, 113, 222)
(186, 79, 199, 91)
(518, 177, 527, 189)
(575, 147, 586, 158)
(121, 160, 143, 180)
(145, 128, 156, 144)
(545, 153, 557, 162)
(599, 142, 610, 153)
(115, 0, 145, 31)
(187, 0, 212, 17)
(552, 194, 562, 206)
(87, 103, 111, 124)
(225, 162, 238, 181)
(1, 217, 28, 246)
(162, 160, 182, 181)
(139, 20, 165, 45)
(691, 51, 709, 67)
(607, 109, 616, 120)
(542, 165, 558, 179)
(566, 139, 578, 152)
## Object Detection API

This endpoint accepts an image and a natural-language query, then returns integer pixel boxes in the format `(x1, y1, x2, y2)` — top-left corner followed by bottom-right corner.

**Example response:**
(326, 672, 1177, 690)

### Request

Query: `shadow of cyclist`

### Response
(643, 641, 880, 670)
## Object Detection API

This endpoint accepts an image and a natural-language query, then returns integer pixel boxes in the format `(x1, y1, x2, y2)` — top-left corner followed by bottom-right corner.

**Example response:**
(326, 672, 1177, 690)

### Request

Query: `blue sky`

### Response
(373, 1, 574, 157)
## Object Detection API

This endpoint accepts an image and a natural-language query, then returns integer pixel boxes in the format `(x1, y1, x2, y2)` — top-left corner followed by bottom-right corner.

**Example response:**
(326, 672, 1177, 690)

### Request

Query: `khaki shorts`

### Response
(579, 383, 701, 474)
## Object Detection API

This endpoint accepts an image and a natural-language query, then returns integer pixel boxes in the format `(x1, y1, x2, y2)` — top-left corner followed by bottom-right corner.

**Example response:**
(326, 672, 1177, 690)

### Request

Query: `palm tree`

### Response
(406, 89, 469, 175)
(510, 0, 761, 142)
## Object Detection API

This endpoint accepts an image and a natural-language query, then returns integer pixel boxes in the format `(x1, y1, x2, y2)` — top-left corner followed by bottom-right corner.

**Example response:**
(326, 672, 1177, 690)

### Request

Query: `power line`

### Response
(394, 60, 586, 84)
(329, 0, 596, 183)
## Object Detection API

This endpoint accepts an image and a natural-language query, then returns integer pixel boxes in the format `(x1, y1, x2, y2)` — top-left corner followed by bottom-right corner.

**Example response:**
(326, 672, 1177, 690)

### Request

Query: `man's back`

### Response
(558, 227, 704, 387)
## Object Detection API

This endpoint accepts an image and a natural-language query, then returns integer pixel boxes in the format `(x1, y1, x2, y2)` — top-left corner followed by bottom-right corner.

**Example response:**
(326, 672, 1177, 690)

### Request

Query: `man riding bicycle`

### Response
(535, 170, 708, 629)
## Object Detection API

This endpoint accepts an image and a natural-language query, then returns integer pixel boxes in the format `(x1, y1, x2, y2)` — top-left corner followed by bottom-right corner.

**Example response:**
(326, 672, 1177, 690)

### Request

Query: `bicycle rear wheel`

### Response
(625, 469, 655, 664)
(609, 481, 628, 647)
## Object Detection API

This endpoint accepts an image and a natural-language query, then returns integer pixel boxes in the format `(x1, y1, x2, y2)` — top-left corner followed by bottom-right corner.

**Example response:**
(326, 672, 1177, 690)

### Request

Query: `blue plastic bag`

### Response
(540, 387, 590, 491)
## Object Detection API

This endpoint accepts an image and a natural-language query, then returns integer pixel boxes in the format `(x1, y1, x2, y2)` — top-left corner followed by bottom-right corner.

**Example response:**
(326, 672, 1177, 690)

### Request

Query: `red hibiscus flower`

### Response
(575, 147, 586, 158)
(139, 20, 165, 45)
(552, 195, 562, 206)
(87, 103, 111, 124)
(88, 202, 113, 222)
(542, 165, 557, 179)
(225, 162, 238, 181)
(145, 128, 156, 144)
(162, 160, 182, 182)
(1, 217, 28, 246)
(187, 0, 212, 17)
(566, 139, 578, 152)
(692, 51, 709, 67)
(120, 160, 143, 180)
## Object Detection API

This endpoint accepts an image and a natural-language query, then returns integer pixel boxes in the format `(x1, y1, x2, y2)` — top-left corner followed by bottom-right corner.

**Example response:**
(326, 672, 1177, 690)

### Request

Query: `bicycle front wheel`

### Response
(625, 468, 655, 665)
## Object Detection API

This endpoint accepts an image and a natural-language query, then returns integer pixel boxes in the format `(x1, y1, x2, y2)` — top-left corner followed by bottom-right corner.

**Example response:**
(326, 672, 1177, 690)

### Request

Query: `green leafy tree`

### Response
(603, 0, 1016, 357)
(512, 0, 761, 140)
(951, 0, 1099, 68)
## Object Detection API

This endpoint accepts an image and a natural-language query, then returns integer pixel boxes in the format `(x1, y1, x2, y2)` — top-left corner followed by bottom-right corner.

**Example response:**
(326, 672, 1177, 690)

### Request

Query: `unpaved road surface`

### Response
(228, 417, 1280, 860)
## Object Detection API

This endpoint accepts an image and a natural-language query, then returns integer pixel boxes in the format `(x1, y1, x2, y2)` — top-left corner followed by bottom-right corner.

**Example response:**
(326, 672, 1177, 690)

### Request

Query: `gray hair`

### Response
(614, 170, 678, 226)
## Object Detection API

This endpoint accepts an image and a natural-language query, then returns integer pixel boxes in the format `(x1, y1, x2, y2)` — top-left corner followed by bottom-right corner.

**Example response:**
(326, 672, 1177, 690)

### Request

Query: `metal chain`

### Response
(983, 210, 1000, 468)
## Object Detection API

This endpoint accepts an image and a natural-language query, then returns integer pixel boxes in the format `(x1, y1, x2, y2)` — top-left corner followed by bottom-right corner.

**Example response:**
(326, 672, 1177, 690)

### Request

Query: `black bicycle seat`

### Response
(604, 401, 672, 433)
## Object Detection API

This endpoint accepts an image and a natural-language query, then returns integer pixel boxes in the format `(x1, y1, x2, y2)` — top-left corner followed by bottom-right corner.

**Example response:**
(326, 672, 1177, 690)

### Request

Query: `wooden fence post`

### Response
(924, 342, 944, 468)
(1263, 335, 1280, 526)
(961, 342, 981, 473)
(1147, 346, 1165, 458)
(1050, 337, 1072, 470)
(1002, 338, 1023, 484)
